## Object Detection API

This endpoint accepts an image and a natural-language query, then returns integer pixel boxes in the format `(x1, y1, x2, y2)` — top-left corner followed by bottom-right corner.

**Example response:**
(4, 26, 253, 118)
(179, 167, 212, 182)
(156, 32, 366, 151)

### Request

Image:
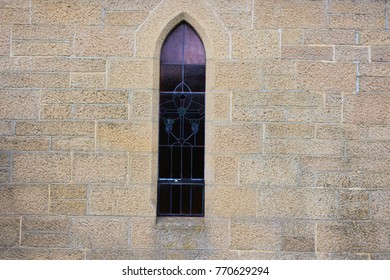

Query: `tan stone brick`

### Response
(209, 0, 252, 13)
(297, 62, 356, 92)
(0, 25, 10, 56)
(0, 153, 10, 167)
(22, 216, 69, 231)
(230, 219, 282, 250)
(104, 11, 148, 26)
(22, 232, 68, 247)
(346, 141, 390, 157)
(258, 188, 337, 219)
(232, 106, 286, 122)
(12, 25, 74, 41)
(0, 186, 48, 214)
(360, 31, 390, 46)
(371, 47, 390, 62)
(264, 75, 297, 90)
(0, 0, 30, 9)
(0, 169, 9, 183)
(344, 94, 390, 124)
(217, 12, 252, 29)
(32, 57, 106, 73)
(13, 41, 72, 56)
(130, 91, 153, 119)
(0, 73, 69, 89)
(132, 218, 229, 249)
(41, 105, 71, 120)
(282, 29, 303, 45)
(41, 89, 128, 104)
(352, 157, 390, 173)
(300, 156, 351, 172)
(97, 122, 152, 152)
(264, 139, 344, 156)
(211, 61, 262, 91)
(214, 124, 262, 153)
(360, 63, 390, 77)
(13, 152, 71, 183)
(232, 29, 280, 59)
(108, 59, 154, 89)
(371, 191, 390, 220)
(282, 220, 315, 237)
(206, 187, 257, 217)
(90, 186, 154, 216)
(335, 46, 369, 62)
(0, 121, 14, 136)
(75, 26, 134, 57)
(371, 254, 390, 260)
(325, 92, 343, 107)
(31, 0, 102, 25)
(16, 121, 95, 136)
(254, 0, 327, 29)
(287, 107, 342, 123)
(266, 123, 315, 139)
(317, 222, 390, 253)
(329, 14, 384, 30)
(316, 124, 367, 140)
(368, 126, 390, 140)
(73, 105, 127, 120)
(69, 217, 129, 249)
(338, 205, 370, 220)
(240, 155, 298, 186)
(207, 92, 230, 121)
(330, 0, 385, 14)
(304, 29, 356, 45)
(262, 60, 296, 75)
(0, 56, 32, 71)
(0, 137, 49, 151)
(50, 200, 86, 215)
(70, 73, 106, 88)
(0, 90, 40, 120)
(105, 0, 161, 11)
(214, 156, 238, 185)
(317, 253, 369, 260)
(129, 154, 152, 184)
(51, 137, 95, 151)
(50, 185, 87, 199)
(0, 8, 29, 25)
(282, 46, 333, 61)
(0, 216, 20, 246)
(73, 153, 127, 183)
(0, 248, 84, 260)
(282, 236, 315, 252)
(361, 76, 390, 92)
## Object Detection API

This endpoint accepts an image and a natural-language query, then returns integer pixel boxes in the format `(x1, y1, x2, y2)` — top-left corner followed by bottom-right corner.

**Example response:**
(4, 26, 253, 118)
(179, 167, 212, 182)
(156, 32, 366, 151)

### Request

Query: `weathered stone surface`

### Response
(108, 59, 153, 89)
(304, 29, 356, 45)
(371, 191, 390, 221)
(0, 248, 84, 260)
(0, 186, 48, 214)
(41, 105, 71, 120)
(0, 90, 40, 120)
(104, 11, 148, 26)
(300, 156, 351, 173)
(0, 25, 10, 56)
(70, 217, 129, 249)
(214, 124, 262, 153)
(282, 236, 315, 252)
(286, 107, 341, 123)
(0, 153, 10, 167)
(32, 57, 106, 72)
(265, 123, 315, 139)
(16, 121, 95, 136)
(214, 156, 238, 185)
(0, 137, 49, 151)
(41, 89, 128, 104)
(70, 73, 106, 88)
(51, 137, 94, 151)
(73, 105, 128, 120)
(49, 185, 87, 215)
(129, 154, 152, 184)
(264, 139, 344, 156)
(0, 73, 69, 88)
(13, 41, 72, 56)
(282, 46, 333, 61)
(335, 46, 369, 62)
(0, 122, 14, 136)
(316, 124, 367, 140)
(73, 153, 127, 183)
(13, 153, 71, 183)
(0, 216, 20, 246)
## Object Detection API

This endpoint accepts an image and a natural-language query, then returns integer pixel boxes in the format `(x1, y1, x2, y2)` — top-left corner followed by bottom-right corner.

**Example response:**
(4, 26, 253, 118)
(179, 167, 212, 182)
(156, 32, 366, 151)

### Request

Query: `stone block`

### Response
(281, 29, 303, 45)
(0, 216, 20, 246)
(0, 73, 69, 89)
(13, 41, 72, 56)
(41, 105, 71, 120)
(0, 248, 84, 260)
(282, 46, 333, 61)
(263, 75, 296, 91)
(335, 46, 369, 62)
(368, 126, 390, 140)
(264, 139, 344, 156)
(90, 186, 154, 216)
(218, 12, 252, 29)
(75, 26, 134, 57)
(213, 124, 262, 153)
(316, 124, 367, 140)
(0, 122, 14, 136)
(282, 236, 315, 252)
(0, 186, 48, 214)
(265, 123, 315, 139)
(304, 29, 356, 45)
(240, 155, 298, 186)
(32, 57, 106, 73)
(131, 218, 229, 250)
(49, 185, 87, 215)
(344, 94, 390, 125)
(0, 8, 29, 25)
(371, 47, 390, 62)
(0, 90, 40, 120)
(254, 0, 327, 29)
(206, 187, 257, 217)
(41, 89, 128, 104)
(0, 56, 32, 72)
(262, 60, 296, 75)
(0, 137, 49, 151)
(211, 61, 262, 91)
(297, 62, 356, 92)
(13, 152, 71, 183)
(12, 25, 74, 41)
(317, 222, 390, 253)
(51, 137, 95, 151)
(73, 105, 127, 120)
(108, 59, 154, 89)
(324, 92, 343, 108)
(129, 154, 152, 184)
(361, 31, 390, 46)
(371, 191, 390, 221)
(258, 188, 337, 219)
(346, 141, 390, 157)
(318, 253, 369, 260)
(0, 25, 10, 56)
(97, 122, 152, 152)
(361, 76, 390, 92)
(104, 0, 161, 11)
(300, 156, 351, 172)
(0, 153, 10, 167)
(286, 107, 342, 123)
(16, 121, 95, 136)
(69, 217, 129, 249)
(232, 106, 285, 122)
(31, 0, 102, 25)
(282, 220, 315, 237)
(230, 219, 282, 250)
(232, 29, 280, 59)
(130, 91, 153, 119)
(104, 11, 148, 26)
(214, 156, 238, 185)
(360, 63, 390, 77)
(330, 0, 385, 15)
(338, 205, 369, 220)
(70, 73, 106, 88)
(73, 153, 127, 183)
(329, 14, 384, 30)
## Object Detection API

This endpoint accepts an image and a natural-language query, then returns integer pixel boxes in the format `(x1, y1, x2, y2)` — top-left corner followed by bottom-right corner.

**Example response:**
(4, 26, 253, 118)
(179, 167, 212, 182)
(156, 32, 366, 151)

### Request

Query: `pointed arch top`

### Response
(134, 0, 229, 60)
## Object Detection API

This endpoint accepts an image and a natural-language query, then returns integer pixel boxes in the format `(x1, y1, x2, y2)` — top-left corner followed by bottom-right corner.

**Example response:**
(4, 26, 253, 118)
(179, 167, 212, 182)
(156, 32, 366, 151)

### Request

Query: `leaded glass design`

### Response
(157, 22, 205, 216)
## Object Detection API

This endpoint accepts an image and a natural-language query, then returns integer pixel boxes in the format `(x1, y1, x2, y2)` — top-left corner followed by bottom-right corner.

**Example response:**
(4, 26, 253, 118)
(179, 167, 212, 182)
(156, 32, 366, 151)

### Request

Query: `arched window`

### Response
(157, 22, 206, 216)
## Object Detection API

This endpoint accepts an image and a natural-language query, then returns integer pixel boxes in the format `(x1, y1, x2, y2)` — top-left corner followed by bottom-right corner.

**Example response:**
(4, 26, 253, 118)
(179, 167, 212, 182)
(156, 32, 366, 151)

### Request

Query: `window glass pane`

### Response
(184, 65, 205, 92)
(171, 184, 181, 214)
(160, 24, 184, 64)
(191, 185, 203, 215)
(160, 65, 182, 92)
(184, 25, 206, 65)
(158, 184, 171, 214)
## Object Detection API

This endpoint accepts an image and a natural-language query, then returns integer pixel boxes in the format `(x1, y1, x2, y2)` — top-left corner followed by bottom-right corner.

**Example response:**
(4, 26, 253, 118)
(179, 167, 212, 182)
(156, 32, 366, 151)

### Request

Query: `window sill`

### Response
(156, 216, 205, 230)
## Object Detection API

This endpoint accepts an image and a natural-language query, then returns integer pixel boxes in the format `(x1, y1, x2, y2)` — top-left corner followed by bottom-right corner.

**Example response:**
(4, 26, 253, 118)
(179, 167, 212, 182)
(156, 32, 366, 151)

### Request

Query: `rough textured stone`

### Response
(0, 90, 40, 120)
(335, 46, 369, 62)
(0, 73, 69, 89)
(214, 124, 262, 153)
(108, 59, 154, 89)
(0, 137, 48, 151)
(344, 94, 390, 124)
(41, 89, 128, 104)
(371, 191, 390, 221)
(129, 154, 152, 184)
(282, 46, 333, 61)
(265, 123, 315, 139)
(16, 121, 95, 136)
(70, 73, 106, 88)
(0, 186, 48, 215)
(41, 105, 72, 120)
(73, 105, 128, 120)
(264, 139, 344, 156)
(0, 25, 10, 56)
(304, 29, 356, 45)
(49, 185, 87, 215)
(214, 156, 238, 185)
(0, 122, 14, 136)
(0, 248, 85, 260)
(13, 41, 72, 57)
(51, 137, 95, 151)
(0, 216, 20, 246)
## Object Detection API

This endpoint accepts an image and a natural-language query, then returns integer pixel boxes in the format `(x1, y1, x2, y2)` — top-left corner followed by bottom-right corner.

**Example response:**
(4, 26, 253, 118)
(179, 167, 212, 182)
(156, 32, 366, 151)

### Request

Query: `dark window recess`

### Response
(157, 22, 206, 216)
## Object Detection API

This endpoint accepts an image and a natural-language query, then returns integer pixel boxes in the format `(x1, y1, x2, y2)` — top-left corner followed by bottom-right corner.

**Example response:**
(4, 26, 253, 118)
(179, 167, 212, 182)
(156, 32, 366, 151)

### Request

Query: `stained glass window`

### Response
(157, 22, 206, 216)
